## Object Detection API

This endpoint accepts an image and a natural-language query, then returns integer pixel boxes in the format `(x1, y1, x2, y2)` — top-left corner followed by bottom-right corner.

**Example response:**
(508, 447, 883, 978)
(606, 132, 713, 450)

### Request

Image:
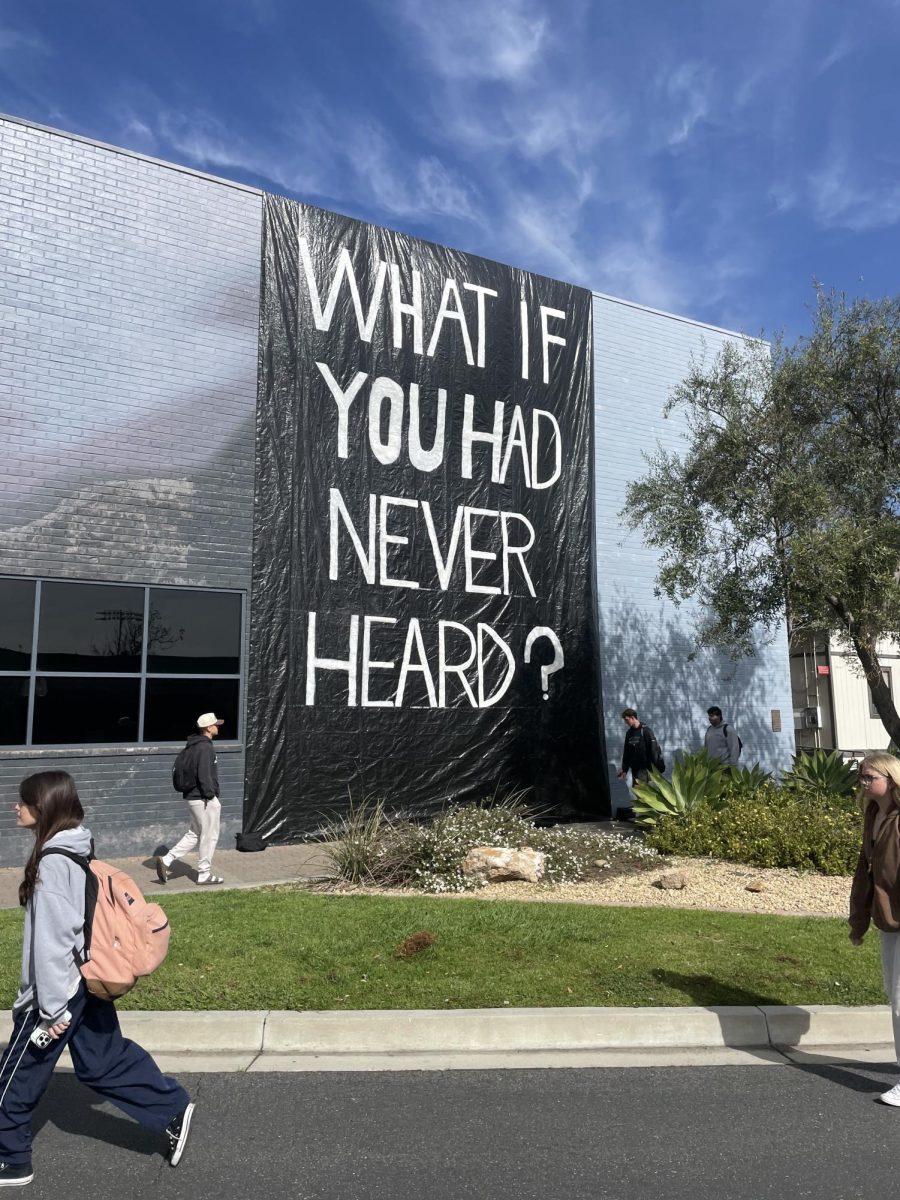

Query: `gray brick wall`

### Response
(592, 294, 795, 813)
(0, 116, 260, 865)
(0, 747, 244, 866)
(0, 116, 261, 589)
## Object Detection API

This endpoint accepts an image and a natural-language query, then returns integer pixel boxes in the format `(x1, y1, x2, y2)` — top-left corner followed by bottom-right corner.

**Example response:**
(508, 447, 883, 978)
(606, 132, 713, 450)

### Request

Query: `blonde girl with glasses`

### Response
(849, 752, 900, 1105)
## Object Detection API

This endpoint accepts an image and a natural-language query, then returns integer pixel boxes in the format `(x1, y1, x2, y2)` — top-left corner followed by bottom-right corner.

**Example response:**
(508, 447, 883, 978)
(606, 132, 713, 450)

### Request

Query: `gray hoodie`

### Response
(13, 825, 92, 1027)
(705, 721, 741, 767)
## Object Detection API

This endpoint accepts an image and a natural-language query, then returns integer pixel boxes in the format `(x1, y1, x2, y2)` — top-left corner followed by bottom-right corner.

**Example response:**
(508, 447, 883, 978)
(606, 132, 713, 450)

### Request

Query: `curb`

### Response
(3, 1005, 893, 1058)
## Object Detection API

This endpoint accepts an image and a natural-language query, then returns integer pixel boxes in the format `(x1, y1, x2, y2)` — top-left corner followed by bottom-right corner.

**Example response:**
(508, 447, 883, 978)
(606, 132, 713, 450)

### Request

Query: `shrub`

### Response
(782, 749, 859, 798)
(723, 762, 773, 801)
(646, 783, 862, 875)
(318, 796, 413, 886)
(323, 798, 659, 892)
(632, 749, 729, 827)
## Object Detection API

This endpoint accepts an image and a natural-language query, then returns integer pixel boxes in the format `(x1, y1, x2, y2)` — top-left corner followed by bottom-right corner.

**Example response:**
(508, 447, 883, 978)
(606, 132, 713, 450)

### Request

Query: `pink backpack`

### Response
(41, 849, 171, 1000)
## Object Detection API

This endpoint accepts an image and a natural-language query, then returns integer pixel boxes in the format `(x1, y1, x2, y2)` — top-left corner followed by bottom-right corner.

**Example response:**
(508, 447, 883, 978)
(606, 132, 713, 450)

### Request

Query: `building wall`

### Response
(0, 115, 799, 858)
(592, 294, 796, 811)
(0, 117, 262, 866)
(829, 637, 899, 754)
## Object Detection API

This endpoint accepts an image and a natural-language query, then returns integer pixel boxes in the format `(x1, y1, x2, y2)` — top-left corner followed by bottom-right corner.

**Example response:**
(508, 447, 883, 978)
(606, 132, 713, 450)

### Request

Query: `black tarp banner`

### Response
(244, 195, 607, 839)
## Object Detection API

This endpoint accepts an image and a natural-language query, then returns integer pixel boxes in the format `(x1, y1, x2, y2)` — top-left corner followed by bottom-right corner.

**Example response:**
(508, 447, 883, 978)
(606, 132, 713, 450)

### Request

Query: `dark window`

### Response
(0, 578, 35, 669)
(869, 669, 894, 719)
(143, 678, 240, 742)
(147, 590, 241, 674)
(37, 583, 143, 673)
(0, 677, 29, 745)
(31, 677, 141, 745)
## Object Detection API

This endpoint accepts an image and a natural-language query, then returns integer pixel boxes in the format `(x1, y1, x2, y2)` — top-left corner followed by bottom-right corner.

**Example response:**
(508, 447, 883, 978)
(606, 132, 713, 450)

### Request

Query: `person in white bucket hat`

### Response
(155, 713, 225, 886)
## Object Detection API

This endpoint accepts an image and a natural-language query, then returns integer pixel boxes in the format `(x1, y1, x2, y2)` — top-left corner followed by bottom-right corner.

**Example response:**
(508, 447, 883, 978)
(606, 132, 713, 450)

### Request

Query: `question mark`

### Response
(523, 627, 565, 700)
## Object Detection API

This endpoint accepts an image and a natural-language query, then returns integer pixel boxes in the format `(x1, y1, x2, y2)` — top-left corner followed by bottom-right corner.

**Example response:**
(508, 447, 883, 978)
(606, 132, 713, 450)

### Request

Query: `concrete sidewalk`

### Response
(0, 840, 336, 909)
(2, 1005, 895, 1073)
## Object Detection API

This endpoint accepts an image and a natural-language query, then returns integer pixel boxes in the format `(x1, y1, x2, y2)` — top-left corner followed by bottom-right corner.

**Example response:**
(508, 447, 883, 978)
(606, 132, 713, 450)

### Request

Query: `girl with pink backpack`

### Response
(0, 771, 195, 1188)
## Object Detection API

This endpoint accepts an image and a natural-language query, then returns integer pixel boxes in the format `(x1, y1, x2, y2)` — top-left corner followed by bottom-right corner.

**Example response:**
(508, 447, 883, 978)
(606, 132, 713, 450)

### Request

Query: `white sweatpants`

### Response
(880, 931, 900, 1065)
(164, 797, 221, 878)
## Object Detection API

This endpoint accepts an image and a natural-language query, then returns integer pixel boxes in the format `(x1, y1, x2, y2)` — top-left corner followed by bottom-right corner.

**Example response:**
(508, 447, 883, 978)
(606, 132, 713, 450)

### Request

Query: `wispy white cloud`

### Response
(122, 103, 481, 229)
(388, 0, 549, 82)
(810, 151, 900, 231)
(0, 26, 48, 54)
(662, 62, 713, 148)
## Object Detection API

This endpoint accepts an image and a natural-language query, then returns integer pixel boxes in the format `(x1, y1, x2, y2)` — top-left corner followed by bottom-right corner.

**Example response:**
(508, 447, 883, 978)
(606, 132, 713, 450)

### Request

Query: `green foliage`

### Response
(67, 891, 879, 1011)
(323, 797, 658, 893)
(646, 783, 861, 876)
(318, 796, 410, 886)
(782, 749, 859, 798)
(632, 749, 729, 827)
(724, 762, 773, 800)
(622, 287, 900, 746)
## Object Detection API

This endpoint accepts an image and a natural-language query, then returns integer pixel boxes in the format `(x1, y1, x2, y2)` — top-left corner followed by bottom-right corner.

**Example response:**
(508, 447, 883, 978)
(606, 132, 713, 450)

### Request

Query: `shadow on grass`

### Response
(652, 969, 782, 1008)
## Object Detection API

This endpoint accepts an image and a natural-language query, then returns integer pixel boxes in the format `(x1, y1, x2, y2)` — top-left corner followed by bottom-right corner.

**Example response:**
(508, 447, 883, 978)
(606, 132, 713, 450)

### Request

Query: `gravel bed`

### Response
(472, 856, 852, 918)
(319, 857, 853, 918)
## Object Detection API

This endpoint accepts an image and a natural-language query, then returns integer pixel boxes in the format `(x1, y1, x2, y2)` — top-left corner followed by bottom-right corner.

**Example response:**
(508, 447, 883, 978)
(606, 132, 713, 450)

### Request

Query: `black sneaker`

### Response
(155, 857, 171, 884)
(0, 1161, 33, 1186)
(165, 1102, 195, 1167)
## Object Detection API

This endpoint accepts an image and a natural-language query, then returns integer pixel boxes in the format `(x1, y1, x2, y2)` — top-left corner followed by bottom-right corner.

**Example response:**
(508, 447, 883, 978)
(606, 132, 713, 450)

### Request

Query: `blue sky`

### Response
(2, 0, 899, 338)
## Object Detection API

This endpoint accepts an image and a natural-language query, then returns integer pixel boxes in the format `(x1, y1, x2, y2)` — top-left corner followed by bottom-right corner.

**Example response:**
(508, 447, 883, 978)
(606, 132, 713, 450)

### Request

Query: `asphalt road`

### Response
(20, 1061, 900, 1199)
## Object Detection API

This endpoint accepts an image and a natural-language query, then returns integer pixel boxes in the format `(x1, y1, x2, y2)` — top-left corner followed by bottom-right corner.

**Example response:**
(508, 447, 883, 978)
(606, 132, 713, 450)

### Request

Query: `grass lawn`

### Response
(0, 888, 884, 1011)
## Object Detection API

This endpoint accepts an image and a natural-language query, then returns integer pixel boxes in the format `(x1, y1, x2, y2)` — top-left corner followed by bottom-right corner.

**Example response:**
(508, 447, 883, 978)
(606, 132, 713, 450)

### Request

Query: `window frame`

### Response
(868, 666, 894, 720)
(0, 576, 245, 749)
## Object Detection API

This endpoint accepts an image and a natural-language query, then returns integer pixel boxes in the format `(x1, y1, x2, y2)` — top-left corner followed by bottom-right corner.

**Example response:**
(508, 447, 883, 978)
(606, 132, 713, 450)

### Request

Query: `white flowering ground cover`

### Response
(325, 802, 660, 894)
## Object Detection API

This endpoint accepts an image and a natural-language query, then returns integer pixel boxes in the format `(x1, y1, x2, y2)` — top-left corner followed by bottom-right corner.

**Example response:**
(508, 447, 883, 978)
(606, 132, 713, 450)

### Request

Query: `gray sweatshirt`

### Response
(13, 825, 92, 1027)
(705, 722, 741, 766)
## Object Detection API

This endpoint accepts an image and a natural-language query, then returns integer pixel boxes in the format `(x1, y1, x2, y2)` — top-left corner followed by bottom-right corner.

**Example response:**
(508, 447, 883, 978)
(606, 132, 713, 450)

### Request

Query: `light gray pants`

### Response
(164, 797, 221, 878)
(880, 931, 900, 1064)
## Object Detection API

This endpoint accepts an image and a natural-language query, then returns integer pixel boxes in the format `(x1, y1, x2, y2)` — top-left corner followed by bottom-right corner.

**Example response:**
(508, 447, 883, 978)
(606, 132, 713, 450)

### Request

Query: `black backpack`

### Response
(723, 724, 743, 758)
(642, 725, 665, 774)
(171, 745, 196, 794)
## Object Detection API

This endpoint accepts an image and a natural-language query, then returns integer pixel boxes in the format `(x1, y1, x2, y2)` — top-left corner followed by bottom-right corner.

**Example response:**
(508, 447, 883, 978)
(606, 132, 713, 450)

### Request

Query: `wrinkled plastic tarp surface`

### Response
(244, 195, 607, 838)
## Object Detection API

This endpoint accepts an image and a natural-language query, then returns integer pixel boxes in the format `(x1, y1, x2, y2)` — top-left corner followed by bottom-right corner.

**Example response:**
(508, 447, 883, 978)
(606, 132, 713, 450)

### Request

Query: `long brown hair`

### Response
(18, 771, 84, 907)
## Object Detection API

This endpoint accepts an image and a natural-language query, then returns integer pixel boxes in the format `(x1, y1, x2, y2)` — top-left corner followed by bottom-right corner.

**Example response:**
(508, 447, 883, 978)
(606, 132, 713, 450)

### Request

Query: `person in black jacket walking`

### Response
(615, 708, 664, 820)
(156, 713, 225, 886)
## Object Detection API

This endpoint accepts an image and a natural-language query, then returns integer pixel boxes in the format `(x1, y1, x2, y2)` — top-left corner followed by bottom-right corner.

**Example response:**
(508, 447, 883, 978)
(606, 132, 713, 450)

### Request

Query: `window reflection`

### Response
(0, 579, 35, 669)
(32, 677, 140, 745)
(147, 590, 241, 674)
(144, 678, 239, 742)
(1, 577, 242, 746)
(0, 677, 29, 745)
(37, 583, 143, 672)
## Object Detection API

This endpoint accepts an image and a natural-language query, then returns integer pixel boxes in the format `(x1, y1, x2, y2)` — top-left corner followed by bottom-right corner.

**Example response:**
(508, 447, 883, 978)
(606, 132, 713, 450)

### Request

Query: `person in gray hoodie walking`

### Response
(0, 771, 195, 1187)
(704, 706, 741, 767)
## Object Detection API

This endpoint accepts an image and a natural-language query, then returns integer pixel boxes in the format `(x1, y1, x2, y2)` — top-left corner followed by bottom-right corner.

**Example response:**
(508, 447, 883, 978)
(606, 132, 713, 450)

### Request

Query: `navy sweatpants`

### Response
(0, 983, 189, 1166)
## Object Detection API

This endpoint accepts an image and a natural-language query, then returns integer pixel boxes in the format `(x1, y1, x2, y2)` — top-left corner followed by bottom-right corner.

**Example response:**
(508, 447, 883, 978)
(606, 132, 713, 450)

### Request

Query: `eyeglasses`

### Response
(860, 774, 886, 785)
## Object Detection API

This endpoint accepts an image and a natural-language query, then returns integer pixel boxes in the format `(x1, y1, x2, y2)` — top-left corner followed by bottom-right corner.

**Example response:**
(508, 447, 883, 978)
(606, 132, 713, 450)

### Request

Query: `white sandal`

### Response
(196, 874, 224, 885)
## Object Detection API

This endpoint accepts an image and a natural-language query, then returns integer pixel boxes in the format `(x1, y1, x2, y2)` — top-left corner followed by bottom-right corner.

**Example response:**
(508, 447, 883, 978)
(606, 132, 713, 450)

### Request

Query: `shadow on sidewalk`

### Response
(653, 969, 893, 1098)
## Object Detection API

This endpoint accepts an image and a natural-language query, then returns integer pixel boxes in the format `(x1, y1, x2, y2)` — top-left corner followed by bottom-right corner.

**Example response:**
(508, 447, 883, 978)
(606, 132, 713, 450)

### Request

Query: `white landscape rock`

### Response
(462, 847, 546, 884)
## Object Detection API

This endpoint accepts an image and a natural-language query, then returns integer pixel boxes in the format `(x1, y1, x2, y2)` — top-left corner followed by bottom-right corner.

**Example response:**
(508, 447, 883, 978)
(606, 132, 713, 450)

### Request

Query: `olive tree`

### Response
(623, 288, 900, 745)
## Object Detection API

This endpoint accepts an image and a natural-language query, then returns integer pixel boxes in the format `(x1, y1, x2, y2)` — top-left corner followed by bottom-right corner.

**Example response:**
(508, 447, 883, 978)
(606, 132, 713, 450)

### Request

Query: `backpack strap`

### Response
(39, 848, 97, 963)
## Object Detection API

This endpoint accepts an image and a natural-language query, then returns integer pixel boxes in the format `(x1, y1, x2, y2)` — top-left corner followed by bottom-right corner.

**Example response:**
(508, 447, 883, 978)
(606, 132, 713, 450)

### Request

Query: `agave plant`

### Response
(724, 761, 773, 800)
(632, 749, 729, 827)
(782, 749, 859, 798)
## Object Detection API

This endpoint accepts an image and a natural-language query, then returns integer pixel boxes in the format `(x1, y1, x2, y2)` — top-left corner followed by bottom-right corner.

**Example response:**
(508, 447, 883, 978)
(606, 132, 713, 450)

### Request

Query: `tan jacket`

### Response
(849, 799, 900, 937)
